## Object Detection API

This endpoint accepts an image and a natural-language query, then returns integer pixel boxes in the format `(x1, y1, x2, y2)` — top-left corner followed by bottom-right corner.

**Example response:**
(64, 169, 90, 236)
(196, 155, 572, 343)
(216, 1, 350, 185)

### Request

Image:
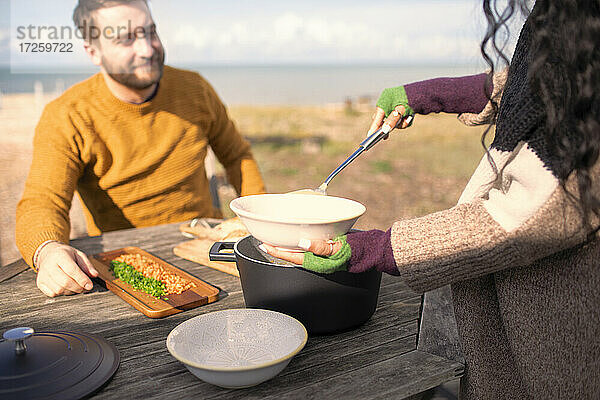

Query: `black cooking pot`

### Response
(209, 235, 382, 334)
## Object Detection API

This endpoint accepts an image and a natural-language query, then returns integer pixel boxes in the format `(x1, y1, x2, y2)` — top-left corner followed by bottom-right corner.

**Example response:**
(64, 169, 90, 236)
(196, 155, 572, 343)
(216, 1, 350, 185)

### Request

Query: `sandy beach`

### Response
(0, 92, 489, 266)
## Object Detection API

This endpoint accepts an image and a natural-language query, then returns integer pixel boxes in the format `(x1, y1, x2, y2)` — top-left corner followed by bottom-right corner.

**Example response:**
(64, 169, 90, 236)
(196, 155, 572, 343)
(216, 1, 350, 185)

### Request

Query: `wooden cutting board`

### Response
(91, 247, 220, 318)
(173, 239, 239, 277)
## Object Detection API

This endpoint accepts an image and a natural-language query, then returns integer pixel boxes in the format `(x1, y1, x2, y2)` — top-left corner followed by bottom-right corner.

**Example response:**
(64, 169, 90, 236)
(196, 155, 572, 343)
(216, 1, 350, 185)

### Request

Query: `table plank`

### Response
(0, 258, 29, 283)
(95, 319, 418, 400)
(271, 350, 464, 400)
(0, 222, 462, 400)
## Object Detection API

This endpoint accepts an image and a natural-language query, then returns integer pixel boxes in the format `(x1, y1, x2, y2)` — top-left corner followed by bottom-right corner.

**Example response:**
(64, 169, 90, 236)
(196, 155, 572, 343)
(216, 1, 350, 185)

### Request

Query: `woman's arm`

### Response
(263, 142, 598, 293)
(370, 69, 509, 134)
(390, 144, 599, 293)
(404, 73, 490, 115)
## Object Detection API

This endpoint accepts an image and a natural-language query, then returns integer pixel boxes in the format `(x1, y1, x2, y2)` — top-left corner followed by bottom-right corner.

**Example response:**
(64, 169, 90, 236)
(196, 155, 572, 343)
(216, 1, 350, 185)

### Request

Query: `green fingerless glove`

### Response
(376, 85, 415, 118)
(302, 235, 351, 274)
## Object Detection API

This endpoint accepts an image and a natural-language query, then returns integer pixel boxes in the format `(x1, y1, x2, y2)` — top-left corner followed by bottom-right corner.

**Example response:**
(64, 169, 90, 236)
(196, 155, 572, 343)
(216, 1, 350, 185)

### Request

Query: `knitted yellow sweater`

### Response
(16, 66, 265, 267)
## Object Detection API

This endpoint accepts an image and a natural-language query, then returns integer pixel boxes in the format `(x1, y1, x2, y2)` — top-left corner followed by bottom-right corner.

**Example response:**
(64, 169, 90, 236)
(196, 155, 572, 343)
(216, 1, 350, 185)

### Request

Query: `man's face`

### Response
(90, 0, 164, 89)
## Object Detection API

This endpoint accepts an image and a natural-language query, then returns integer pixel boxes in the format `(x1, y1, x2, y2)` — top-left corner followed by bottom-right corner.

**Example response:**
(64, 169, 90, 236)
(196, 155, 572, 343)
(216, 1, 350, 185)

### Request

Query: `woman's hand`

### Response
(261, 237, 350, 274)
(367, 104, 412, 135)
(367, 85, 416, 135)
(35, 242, 98, 297)
(262, 230, 400, 276)
(260, 239, 343, 265)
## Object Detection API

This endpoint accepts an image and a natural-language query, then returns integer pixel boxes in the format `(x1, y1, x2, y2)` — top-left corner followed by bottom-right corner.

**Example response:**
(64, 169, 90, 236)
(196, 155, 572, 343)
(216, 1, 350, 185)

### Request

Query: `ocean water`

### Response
(0, 64, 482, 105)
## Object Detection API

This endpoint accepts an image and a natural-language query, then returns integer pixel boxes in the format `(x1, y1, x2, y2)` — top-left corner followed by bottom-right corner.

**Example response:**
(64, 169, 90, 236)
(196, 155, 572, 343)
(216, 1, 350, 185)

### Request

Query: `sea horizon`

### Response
(0, 63, 484, 105)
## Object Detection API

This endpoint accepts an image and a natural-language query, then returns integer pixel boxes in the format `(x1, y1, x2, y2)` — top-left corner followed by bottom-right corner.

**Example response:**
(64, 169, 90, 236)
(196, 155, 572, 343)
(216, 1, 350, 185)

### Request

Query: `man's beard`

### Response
(103, 48, 165, 90)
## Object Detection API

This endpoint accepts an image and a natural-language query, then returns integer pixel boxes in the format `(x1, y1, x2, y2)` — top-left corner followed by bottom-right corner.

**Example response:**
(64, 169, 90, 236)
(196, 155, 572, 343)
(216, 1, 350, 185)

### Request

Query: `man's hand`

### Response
(35, 242, 99, 297)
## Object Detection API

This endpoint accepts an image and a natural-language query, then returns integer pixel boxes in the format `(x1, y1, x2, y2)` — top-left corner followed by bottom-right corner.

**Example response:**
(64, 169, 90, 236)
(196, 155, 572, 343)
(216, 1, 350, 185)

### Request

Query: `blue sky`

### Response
(0, 0, 527, 71)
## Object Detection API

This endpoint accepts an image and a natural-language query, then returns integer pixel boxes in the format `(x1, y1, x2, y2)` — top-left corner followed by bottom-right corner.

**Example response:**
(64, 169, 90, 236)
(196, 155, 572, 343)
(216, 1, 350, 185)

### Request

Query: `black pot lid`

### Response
(0, 327, 120, 400)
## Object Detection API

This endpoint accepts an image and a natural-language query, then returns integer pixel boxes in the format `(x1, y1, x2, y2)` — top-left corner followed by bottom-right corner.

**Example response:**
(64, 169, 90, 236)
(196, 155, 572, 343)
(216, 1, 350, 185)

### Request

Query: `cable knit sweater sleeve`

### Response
(391, 144, 600, 294)
(403, 69, 508, 125)
(16, 101, 83, 266)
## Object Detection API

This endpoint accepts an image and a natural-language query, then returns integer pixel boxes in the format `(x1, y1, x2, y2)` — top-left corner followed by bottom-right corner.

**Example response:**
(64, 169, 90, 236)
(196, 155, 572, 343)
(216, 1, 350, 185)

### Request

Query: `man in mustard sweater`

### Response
(15, 0, 266, 297)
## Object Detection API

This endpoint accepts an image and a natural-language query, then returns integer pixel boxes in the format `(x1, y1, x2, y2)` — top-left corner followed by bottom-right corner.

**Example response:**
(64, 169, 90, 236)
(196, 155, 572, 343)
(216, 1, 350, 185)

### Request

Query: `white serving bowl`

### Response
(229, 194, 366, 250)
(166, 309, 307, 389)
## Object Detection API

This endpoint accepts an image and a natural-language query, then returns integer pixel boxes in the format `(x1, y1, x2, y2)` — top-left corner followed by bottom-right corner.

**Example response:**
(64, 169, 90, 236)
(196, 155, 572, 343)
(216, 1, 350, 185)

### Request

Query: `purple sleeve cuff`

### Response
(404, 73, 490, 115)
(345, 229, 399, 276)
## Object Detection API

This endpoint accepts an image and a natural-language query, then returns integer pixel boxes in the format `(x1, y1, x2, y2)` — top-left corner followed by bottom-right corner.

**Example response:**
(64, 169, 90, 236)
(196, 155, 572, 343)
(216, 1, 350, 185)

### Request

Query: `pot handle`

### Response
(209, 242, 237, 262)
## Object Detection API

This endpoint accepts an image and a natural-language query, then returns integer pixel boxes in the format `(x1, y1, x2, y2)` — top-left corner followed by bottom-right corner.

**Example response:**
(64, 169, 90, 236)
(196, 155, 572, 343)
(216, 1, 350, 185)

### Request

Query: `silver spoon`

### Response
(299, 115, 412, 195)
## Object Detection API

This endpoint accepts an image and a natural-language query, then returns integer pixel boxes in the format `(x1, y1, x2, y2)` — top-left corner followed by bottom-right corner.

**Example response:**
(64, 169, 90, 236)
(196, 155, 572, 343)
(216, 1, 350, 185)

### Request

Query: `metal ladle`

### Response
(295, 115, 413, 195)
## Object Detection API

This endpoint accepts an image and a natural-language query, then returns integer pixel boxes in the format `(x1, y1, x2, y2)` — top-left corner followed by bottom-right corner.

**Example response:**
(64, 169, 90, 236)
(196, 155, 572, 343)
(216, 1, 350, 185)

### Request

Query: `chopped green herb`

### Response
(109, 260, 167, 298)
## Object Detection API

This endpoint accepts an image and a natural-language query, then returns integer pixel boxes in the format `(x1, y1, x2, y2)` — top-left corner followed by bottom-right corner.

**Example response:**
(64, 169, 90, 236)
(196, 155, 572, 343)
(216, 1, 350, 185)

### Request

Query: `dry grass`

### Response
(0, 93, 492, 266)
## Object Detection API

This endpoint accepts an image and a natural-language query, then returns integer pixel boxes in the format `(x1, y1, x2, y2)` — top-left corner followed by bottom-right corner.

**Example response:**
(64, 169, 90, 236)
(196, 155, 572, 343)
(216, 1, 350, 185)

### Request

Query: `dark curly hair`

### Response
(481, 0, 600, 226)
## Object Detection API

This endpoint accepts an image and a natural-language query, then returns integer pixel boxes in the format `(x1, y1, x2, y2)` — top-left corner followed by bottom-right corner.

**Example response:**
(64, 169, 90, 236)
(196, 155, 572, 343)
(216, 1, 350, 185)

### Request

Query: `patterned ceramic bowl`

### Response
(166, 309, 308, 389)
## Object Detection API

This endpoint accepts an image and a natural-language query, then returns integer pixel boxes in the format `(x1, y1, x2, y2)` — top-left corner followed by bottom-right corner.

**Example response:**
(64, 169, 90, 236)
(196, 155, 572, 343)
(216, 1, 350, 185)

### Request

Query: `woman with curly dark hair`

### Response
(263, 0, 599, 397)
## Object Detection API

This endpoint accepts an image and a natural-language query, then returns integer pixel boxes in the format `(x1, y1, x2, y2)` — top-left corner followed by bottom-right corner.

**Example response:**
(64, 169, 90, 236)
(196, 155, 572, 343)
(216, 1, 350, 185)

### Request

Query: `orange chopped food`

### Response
(113, 253, 196, 295)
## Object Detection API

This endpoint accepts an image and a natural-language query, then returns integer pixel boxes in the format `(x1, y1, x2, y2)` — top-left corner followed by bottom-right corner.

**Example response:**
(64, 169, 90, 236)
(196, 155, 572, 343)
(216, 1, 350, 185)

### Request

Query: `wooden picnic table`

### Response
(1, 222, 464, 399)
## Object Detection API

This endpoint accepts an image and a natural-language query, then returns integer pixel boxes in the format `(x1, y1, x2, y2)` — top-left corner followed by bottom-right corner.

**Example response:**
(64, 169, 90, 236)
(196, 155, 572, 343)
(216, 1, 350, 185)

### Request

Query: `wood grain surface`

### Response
(0, 222, 463, 399)
(174, 218, 246, 277)
(0, 258, 28, 283)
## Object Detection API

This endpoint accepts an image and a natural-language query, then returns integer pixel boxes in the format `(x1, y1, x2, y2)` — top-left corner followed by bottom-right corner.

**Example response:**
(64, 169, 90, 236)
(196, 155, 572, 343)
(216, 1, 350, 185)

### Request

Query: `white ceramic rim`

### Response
(229, 194, 366, 225)
(166, 309, 308, 372)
